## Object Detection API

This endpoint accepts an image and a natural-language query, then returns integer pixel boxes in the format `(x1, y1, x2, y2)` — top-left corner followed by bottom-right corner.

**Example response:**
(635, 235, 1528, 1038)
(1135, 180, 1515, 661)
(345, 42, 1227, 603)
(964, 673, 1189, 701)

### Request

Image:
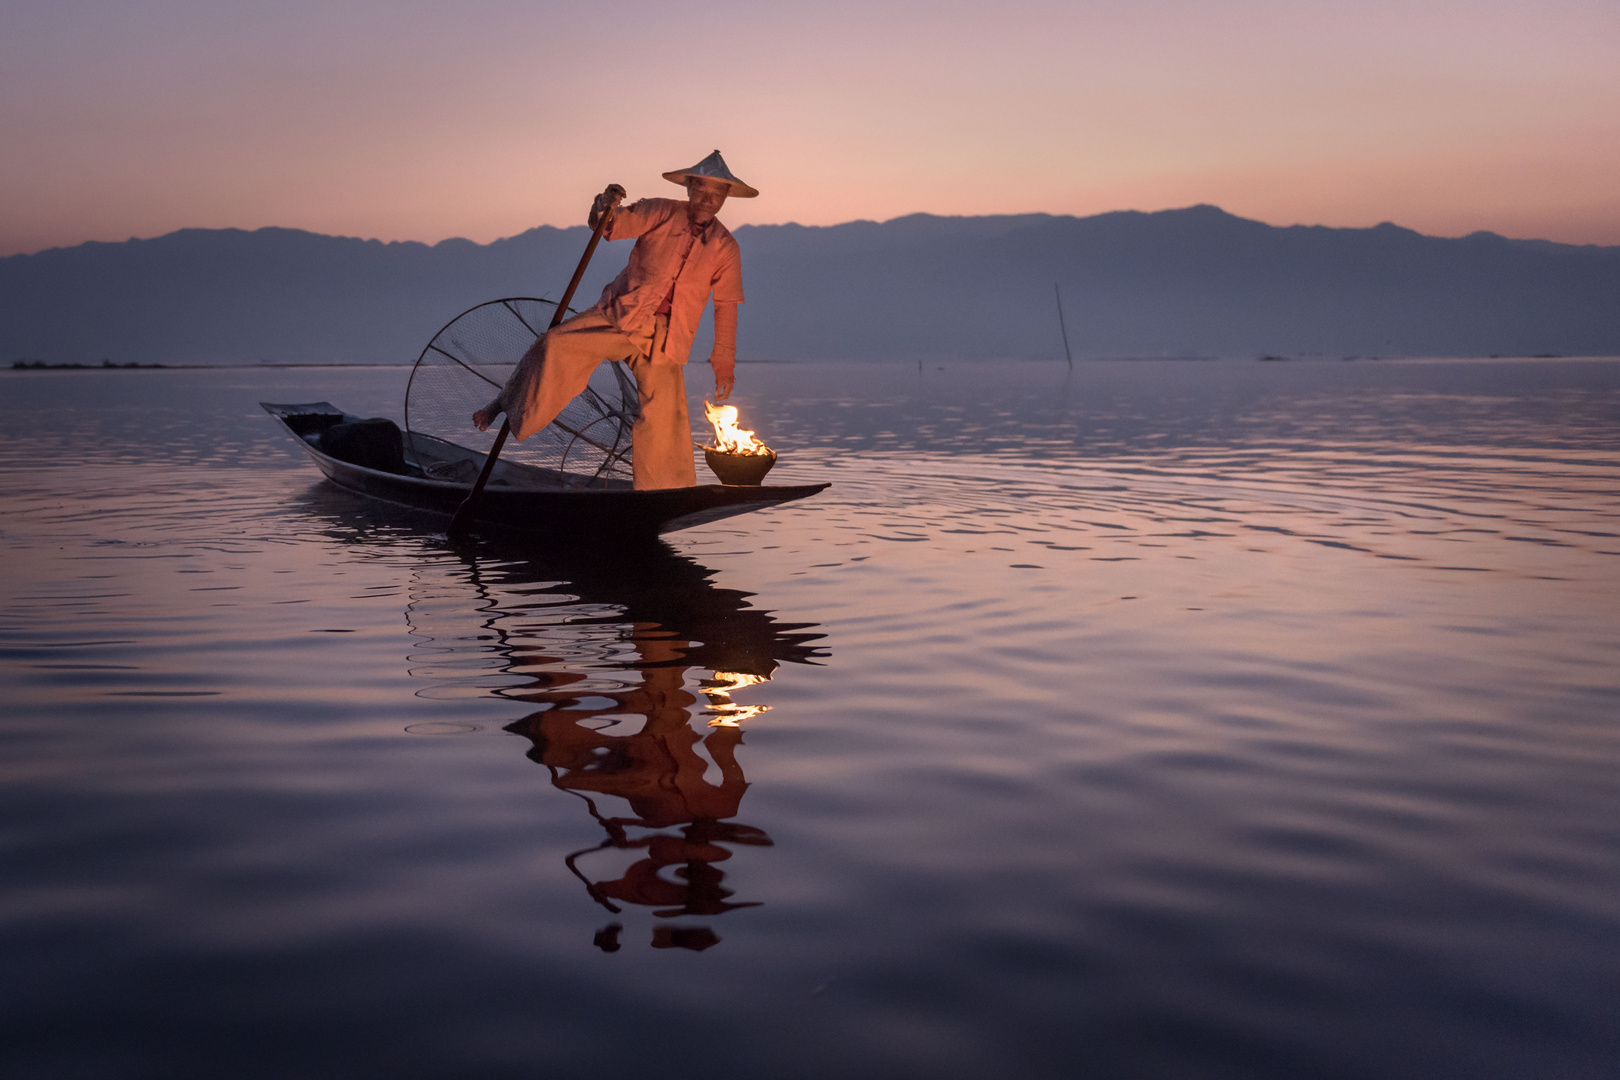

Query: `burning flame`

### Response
(702, 671, 771, 727)
(704, 400, 772, 456)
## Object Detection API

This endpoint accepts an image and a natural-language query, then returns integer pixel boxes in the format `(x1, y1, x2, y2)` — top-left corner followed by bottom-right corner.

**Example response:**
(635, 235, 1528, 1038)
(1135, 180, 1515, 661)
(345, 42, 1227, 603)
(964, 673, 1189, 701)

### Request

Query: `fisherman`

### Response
(473, 150, 756, 490)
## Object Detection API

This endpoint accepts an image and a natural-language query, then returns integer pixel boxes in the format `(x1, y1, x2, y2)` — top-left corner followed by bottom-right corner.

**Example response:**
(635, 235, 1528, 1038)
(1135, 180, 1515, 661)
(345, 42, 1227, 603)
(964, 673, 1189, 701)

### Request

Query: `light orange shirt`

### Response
(598, 198, 744, 367)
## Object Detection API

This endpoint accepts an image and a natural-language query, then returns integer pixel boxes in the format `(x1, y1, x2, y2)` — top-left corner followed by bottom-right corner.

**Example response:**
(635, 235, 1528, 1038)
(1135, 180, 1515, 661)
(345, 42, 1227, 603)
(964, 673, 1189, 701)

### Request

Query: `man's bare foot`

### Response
(473, 400, 501, 431)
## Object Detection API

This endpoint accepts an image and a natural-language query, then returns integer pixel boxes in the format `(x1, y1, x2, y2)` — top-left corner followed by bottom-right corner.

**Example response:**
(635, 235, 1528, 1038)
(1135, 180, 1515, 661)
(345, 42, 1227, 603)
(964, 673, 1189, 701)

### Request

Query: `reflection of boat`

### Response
(381, 528, 826, 951)
(262, 401, 830, 541)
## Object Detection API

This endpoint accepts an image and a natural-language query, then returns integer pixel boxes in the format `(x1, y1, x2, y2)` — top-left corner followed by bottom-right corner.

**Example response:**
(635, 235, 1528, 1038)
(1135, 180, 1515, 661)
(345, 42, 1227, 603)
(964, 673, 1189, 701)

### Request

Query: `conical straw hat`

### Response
(662, 150, 759, 198)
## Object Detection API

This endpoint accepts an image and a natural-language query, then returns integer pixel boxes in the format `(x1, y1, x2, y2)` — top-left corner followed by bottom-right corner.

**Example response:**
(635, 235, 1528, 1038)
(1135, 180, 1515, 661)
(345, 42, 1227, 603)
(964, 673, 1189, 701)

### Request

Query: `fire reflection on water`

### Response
(402, 542, 825, 951)
(703, 672, 772, 727)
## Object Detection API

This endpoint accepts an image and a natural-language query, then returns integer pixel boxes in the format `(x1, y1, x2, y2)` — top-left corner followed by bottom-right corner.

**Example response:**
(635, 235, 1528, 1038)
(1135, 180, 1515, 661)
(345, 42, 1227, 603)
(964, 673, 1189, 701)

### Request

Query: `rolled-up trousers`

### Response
(495, 308, 697, 490)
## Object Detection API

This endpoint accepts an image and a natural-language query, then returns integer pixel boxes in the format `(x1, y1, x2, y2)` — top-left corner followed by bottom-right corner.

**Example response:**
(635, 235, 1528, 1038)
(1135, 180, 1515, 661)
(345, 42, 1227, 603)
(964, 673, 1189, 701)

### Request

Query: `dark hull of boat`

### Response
(263, 402, 828, 540)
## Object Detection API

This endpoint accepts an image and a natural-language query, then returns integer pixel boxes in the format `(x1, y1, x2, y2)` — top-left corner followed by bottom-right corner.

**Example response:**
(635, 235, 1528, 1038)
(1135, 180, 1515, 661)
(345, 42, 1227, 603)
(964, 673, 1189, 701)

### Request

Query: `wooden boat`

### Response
(263, 402, 829, 540)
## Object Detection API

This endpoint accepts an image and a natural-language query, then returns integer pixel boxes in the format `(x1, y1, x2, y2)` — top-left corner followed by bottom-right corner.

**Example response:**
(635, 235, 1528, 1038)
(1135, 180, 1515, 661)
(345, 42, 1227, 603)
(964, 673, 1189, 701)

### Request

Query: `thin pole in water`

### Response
(1054, 282, 1073, 369)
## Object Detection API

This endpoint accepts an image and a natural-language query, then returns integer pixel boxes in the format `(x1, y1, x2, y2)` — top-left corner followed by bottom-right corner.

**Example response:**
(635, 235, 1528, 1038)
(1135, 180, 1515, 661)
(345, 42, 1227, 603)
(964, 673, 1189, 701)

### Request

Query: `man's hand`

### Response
(589, 184, 626, 228)
(712, 357, 735, 401)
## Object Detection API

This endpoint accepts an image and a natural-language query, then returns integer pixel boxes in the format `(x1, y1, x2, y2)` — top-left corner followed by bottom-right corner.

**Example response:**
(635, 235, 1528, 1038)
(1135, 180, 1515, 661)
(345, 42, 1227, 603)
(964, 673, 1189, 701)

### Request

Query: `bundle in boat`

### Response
(703, 401, 776, 485)
(318, 417, 405, 474)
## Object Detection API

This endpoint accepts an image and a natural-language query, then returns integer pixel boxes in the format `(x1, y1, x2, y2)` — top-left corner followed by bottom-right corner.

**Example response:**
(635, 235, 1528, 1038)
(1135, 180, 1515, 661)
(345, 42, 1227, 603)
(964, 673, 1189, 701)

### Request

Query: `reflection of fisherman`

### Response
(506, 633, 770, 936)
(416, 543, 824, 949)
(473, 150, 757, 491)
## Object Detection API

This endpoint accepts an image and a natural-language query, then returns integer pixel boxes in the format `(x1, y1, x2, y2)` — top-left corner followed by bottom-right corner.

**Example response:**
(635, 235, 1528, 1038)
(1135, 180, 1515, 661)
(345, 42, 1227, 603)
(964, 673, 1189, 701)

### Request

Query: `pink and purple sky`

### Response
(3, 0, 1617, 257)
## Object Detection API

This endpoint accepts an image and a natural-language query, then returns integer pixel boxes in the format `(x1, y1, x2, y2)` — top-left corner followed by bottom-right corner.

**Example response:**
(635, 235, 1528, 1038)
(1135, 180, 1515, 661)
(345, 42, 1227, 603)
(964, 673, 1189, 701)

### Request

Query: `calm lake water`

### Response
(3, 358, 1618, 1079)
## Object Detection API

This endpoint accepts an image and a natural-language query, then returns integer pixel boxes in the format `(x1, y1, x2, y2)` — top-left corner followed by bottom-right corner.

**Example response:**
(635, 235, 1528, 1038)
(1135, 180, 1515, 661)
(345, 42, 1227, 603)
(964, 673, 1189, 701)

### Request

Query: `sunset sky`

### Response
(3, 0, 1617, 257)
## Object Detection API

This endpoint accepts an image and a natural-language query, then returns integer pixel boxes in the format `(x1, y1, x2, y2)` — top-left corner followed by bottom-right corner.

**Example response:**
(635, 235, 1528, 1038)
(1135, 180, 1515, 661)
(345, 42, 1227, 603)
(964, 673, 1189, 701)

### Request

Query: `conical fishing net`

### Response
(403, 298, 638, 488)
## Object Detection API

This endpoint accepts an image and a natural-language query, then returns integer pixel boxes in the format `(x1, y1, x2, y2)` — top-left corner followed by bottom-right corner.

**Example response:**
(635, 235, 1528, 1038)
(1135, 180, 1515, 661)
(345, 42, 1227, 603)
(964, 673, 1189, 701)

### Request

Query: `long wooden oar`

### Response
(448, 191, 619, 538)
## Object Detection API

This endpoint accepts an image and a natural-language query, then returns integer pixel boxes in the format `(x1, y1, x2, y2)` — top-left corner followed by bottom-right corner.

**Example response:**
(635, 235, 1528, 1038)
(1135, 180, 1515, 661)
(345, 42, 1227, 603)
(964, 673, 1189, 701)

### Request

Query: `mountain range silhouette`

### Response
(4, 205, 1616, 364)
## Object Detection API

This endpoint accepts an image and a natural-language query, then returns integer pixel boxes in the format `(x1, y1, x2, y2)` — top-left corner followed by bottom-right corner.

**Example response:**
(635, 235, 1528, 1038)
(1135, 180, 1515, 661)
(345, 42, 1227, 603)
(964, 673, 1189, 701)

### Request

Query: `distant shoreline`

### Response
(8, 360, 408, 371)
(10, 355, 1619, 373)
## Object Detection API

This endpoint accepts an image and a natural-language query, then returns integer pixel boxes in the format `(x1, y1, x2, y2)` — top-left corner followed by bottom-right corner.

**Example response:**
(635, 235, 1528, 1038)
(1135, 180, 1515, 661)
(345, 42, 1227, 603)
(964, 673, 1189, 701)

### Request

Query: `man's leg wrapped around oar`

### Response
(475, 308, 696, 491)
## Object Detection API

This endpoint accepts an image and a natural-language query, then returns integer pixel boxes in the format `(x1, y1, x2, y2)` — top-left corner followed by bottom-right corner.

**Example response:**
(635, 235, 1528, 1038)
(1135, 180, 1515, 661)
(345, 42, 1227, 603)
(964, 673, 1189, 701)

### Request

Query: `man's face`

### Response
(685, 177, 729, 225)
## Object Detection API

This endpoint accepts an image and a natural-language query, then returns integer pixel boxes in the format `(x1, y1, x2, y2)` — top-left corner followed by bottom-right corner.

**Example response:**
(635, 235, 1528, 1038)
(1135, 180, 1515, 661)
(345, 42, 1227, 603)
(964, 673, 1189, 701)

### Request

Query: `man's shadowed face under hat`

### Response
(685, 176, 730, 226)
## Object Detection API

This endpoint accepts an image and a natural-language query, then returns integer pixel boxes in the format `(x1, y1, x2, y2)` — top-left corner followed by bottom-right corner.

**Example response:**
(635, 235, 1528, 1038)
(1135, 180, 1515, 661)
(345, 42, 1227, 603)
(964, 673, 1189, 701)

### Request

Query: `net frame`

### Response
(403, 298, 639, 488)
